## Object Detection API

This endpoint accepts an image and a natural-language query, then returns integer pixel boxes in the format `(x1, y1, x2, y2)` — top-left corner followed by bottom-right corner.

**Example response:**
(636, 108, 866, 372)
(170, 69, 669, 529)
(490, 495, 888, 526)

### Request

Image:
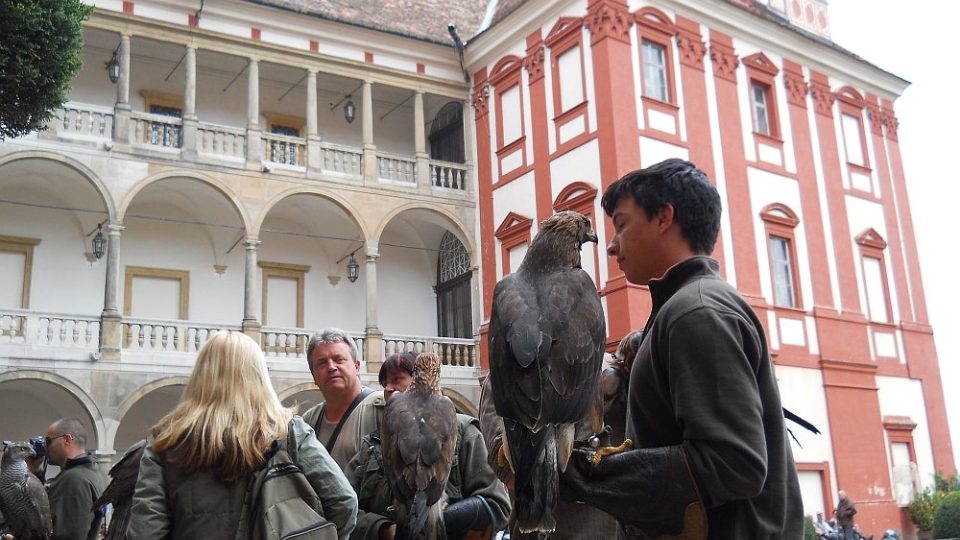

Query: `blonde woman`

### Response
(128, 331, 357, 539)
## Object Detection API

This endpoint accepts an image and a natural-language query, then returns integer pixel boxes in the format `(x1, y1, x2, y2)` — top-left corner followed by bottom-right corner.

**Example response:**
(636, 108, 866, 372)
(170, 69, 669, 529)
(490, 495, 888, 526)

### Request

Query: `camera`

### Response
(29, 435, 46, 460)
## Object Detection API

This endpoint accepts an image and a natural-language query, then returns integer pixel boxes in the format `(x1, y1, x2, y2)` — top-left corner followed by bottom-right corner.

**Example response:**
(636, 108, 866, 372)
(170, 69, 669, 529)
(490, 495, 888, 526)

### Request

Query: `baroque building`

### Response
(0, 0, 953, 536)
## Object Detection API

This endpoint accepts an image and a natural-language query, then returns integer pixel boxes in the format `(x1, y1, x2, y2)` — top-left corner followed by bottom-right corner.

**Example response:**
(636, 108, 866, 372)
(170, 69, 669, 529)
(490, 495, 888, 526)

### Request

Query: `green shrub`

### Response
(910, 488, 943, 531)
(933, 491, 960, 539)
(803, 517, 818, 540)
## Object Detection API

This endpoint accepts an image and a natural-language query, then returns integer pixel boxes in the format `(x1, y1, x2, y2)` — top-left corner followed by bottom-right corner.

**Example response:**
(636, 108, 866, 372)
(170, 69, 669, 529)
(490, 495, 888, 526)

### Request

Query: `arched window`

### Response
(429, 101, 465, 163)
(436, 232, 472, 338)
(760, 203, 801, 309)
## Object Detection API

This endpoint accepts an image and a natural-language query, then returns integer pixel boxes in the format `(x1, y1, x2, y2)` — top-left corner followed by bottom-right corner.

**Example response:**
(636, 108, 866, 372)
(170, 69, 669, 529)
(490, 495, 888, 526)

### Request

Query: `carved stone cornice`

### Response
(882, 109, 899, 141)
(523, 46, 545, 83)
(675, 30, 706, 70)
(866, 104, 884, 137)
(809, 80, 835, 117)
(471, 84, 489, 117)
(783, 71, 808, 108)
(709, 43, 739, 82)
(585, 0, 632, 45)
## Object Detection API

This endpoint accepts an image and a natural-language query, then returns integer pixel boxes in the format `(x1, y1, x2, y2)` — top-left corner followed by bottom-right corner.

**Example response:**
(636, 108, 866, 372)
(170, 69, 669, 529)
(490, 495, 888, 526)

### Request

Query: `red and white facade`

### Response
(467, 0, 953, 535)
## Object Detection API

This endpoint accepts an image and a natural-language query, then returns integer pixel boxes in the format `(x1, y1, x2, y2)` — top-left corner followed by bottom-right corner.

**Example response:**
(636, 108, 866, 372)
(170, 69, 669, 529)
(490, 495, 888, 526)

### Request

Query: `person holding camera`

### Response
(43, 418, 107, 540)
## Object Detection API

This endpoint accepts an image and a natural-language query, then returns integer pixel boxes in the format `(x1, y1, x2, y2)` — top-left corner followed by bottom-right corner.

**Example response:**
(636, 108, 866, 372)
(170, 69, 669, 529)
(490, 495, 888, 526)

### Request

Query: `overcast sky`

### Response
(828, 1, 960, 468)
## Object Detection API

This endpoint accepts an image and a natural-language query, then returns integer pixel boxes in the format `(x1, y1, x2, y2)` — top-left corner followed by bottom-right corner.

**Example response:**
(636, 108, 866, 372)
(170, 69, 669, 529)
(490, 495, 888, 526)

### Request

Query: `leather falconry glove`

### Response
(560, 445, 707, 539)
(443, 496, 494, 540)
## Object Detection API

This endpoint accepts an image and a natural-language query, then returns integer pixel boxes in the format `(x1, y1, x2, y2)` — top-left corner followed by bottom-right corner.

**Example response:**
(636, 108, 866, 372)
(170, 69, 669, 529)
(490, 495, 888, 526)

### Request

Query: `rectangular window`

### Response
(769, 236, 796, 308)
(557, 45, 584, 112)
(752, 82, 771, 136)
(642, 41, 668, 102)
(842, 113, 866, 166)
(890, 441, 916, 506)
(862, 256, 889, 323)
(499, 84, 523, 145)
(0, 251, 27, 309)
(265, 276, 298, 328)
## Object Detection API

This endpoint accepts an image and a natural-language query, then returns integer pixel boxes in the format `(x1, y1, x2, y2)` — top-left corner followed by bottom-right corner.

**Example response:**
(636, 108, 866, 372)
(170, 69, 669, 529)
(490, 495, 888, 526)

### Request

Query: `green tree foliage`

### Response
(0, 0, 94, 139)
(933, 491, 960, 539)
(910, 472, 960, 532)
(803, 516, 818, 540)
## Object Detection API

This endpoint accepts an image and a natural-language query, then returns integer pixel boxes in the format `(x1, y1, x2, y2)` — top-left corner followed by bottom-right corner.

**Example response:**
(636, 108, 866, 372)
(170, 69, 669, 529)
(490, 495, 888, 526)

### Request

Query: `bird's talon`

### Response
(591, 439, 633, 467)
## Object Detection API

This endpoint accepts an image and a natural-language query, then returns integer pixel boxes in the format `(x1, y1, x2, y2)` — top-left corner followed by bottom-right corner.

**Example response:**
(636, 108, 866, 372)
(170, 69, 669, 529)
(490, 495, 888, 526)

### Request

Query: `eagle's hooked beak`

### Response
(584, 228, 599, 244)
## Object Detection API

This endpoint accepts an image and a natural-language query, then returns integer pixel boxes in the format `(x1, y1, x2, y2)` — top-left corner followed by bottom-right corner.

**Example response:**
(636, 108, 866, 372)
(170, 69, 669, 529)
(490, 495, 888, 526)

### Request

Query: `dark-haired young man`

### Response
(561, 158, 803, 539)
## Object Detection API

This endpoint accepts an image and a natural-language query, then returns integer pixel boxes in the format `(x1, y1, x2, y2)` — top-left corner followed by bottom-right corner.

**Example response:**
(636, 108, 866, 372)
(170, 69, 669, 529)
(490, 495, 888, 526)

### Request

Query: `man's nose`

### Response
(607, 240, 618, 257)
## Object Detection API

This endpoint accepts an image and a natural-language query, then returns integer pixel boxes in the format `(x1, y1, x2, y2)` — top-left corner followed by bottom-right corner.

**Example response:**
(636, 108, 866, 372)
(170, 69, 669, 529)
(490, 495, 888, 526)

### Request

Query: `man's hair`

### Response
(306, 328, 359, 368)
(52, 417, 88, 449)
(601, 158, 721, 254)
(378, 352, 417, 387)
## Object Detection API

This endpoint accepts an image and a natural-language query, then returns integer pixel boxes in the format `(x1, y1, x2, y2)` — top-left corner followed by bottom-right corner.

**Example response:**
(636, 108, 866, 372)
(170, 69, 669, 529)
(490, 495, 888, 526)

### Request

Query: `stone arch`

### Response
(374, 203, 476, 261)
(110, 376, 188, 453)
(0, 370, 106, 451)
(278, 381, 322, 411)
(0, 150, 117, 221)
(253, 187, 371, 242)
(116, 169, 252, 234)
(442, 388, 478, 417)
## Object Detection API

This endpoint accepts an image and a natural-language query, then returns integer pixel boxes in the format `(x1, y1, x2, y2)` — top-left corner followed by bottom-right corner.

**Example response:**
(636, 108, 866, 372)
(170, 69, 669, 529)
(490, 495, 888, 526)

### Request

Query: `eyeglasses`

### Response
(45, 434, 67, 446)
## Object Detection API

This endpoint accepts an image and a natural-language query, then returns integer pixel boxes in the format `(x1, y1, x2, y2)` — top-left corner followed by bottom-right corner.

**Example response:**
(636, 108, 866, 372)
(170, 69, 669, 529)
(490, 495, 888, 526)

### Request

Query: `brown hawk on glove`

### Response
(381, 352, 458, 539)
(488, 210, 606, 535)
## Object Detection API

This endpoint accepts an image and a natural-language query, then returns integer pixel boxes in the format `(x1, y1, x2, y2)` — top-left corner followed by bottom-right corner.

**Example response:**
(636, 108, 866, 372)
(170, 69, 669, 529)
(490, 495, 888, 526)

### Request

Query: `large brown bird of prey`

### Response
(488, 210, 606, 535)
(0, 442, 52, 540)
(381, 352, 457, 539)
(93, 439, 146, 540)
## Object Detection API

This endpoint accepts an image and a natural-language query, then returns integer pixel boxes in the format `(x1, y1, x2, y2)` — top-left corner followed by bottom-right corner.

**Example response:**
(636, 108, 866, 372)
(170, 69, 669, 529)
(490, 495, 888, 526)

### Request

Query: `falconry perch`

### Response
(381, 352, 458, 539)
(488, 210, 606, 535)
(0, 441, 52, 540)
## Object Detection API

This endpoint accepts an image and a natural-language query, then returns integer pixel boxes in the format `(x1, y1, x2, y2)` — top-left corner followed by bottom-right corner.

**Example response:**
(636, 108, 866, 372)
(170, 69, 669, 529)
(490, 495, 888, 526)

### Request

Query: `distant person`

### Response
(128, 331, 357, 539)
(44, 417, 107, 540)
(815, 511, 839, 540)
(835, 490, 858, 540)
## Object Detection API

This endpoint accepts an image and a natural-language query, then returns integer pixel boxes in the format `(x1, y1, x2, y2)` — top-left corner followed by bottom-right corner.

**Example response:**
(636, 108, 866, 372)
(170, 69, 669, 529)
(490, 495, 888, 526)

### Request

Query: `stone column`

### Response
(414, 90, 430, 192)
(181, 45, 198, 160)
(100, 223, 124, 361)
(363, 241, 383, 371)
(113, 34, 132, 144)
(462, 99, 474, 192)
(246, 58, 262, 170)
(361, 80, 378, 181)
(242, 237, 261, 341)
(306, 69, 322, 173)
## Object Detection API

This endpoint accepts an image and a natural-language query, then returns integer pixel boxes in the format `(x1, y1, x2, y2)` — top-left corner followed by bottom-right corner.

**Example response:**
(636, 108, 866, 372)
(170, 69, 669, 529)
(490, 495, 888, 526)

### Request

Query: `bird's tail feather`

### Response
(398, 490, 428, 540)
(506, 420, 558, 533)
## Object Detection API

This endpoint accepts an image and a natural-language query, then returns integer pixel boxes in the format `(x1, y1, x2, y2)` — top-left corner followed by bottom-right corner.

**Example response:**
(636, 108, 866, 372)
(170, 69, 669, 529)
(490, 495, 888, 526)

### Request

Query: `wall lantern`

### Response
(92, 224, 106, 259)
(344, 96, 356, 124)
(106, 52, 120, 84)
(347, 253, 360, 283)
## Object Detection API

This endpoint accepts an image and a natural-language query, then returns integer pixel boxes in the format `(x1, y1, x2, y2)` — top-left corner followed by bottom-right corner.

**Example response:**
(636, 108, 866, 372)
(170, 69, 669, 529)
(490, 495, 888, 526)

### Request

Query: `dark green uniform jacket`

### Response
(48, 452, 107, 540)
(344, 413, 511, 540)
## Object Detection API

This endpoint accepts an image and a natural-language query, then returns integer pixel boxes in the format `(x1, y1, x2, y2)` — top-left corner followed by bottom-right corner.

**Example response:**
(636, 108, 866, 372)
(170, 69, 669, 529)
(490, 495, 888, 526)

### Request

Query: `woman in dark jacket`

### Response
(128, 331, 357, 539)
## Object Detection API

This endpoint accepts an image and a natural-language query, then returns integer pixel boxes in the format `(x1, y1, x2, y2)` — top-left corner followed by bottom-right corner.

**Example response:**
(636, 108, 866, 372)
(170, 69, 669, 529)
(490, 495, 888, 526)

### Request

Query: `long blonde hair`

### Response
(151, 331, 294, 481)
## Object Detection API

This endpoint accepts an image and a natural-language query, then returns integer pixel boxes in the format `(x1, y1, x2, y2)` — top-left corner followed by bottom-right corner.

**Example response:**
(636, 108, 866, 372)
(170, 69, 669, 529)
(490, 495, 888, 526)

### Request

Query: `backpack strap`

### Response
(325, 387, 373, 449)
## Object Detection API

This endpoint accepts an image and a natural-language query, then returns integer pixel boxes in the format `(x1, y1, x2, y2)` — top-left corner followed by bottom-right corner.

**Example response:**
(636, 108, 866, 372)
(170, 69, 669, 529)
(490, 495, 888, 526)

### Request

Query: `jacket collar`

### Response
(63, 452, 96, 470)
(648, 256, 720, 311)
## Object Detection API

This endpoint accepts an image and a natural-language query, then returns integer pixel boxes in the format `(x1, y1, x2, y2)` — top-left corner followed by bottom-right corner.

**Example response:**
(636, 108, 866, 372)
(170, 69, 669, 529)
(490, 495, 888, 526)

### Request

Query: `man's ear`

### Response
(655, 205, 675, 231)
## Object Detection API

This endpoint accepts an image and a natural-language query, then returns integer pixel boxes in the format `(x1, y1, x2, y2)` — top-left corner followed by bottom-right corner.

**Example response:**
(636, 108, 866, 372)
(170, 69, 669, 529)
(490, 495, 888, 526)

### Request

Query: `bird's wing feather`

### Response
(95, 439, 147, 509)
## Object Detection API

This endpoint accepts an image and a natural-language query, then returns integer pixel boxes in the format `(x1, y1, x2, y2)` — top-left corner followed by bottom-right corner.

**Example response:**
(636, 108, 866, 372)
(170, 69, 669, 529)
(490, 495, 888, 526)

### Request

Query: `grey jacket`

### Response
(48, 452, 107, 540)
(128, 416, 357, 540)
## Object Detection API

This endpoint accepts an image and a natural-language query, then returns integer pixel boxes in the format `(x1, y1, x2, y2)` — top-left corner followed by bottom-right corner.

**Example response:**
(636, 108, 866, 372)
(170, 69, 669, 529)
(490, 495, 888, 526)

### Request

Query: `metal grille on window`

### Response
(436, 232, 472, 339)
(149, 105, 182, 148)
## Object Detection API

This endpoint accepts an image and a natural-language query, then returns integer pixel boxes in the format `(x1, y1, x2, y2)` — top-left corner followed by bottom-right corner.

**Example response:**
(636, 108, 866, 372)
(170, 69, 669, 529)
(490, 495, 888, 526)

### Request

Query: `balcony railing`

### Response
(262, 133, 306, 168)
(197, 123, 246, 161)
(261, 326, 366, 363)
(130, 111, 182, 149)
(55, 103, 114, 141)
(320, 142, 363, 177)
(121, 318, 239, 353)
(382, 334, 477, 367)
(429, 160, 468, 190)
(0, 309, 100, 349)
(377, 152, 417, 184)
